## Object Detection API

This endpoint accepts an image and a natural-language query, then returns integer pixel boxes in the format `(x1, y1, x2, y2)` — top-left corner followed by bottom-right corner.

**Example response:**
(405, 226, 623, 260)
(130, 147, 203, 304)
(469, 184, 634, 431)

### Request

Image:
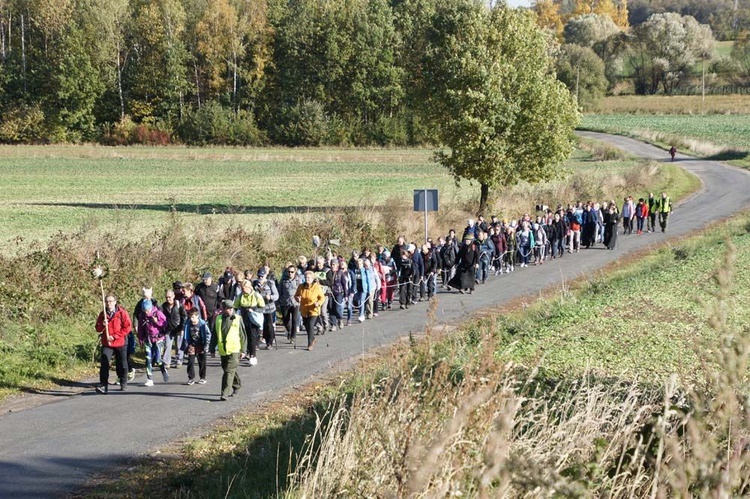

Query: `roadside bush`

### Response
(364, 115, 409, 146)
(274, 100, 329, 147)
(0, 104, 49, 144)
(102, 116, 174, 146)
(177, 103, 266, 146)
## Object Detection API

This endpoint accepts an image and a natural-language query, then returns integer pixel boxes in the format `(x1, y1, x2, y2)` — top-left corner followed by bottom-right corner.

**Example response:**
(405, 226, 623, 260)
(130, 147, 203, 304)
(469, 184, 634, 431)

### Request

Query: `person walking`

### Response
(135, 298, 168, 386)
(449, 236, 479, 294)
(294, 271, 325, 351)
(657, 191, 672, 233)
(95, 295, 132, 394)
(183, 308, 211, 385)
(278, 265, 302, 342)
(161, 289, 185, 369)
(234, 279, 265, 366)
(255, 268, 279, 349)
(215, 300, 247, 401)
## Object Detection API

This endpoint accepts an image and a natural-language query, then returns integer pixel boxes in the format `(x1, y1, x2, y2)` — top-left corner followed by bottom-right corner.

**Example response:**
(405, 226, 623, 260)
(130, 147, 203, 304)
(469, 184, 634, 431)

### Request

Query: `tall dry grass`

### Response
(281, 244, 750, 498)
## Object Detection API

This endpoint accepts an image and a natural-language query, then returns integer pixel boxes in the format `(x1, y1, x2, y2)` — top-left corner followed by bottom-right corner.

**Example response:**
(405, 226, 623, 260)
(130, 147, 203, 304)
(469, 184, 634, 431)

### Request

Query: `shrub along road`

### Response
(0, 132, 748, 498)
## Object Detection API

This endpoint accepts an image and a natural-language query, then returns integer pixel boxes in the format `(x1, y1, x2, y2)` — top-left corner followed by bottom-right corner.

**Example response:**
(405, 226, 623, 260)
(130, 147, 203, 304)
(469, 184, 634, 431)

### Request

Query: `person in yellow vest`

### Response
(294, 271, 326, 351)
(215, 299, 247, 401)
(657, 191, 672, 233)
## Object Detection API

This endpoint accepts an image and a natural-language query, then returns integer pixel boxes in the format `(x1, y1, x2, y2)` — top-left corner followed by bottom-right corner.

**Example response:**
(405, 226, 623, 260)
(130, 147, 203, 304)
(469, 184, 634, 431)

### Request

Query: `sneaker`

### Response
(330, 326, 337, 332)
(120, 382, 127, 391)
(95, 385, 107, 394)
(220, 396, 228, 401)
(198, 379, 207, 384)
(187, 379, 195, 385)
(231, 388, 239, 397)
(144, 378, 154, 387)
(128, 369, 135, 381)
(358, 316, 365, 323)
(162, 370, 170, 383)
(249, 356, 258, 366)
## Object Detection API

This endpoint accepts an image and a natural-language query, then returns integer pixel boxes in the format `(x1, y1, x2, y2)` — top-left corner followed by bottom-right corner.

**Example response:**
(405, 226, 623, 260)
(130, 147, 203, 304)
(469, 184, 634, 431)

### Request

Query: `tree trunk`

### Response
(479, 183, 489, 216)
(117, 40, 125, 120)
(20, 13, 25, 94)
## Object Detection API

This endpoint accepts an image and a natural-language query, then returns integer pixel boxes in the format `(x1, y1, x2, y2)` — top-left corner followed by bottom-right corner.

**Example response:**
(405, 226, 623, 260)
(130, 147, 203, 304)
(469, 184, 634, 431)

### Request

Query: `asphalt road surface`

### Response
(1, 132, 749, 498)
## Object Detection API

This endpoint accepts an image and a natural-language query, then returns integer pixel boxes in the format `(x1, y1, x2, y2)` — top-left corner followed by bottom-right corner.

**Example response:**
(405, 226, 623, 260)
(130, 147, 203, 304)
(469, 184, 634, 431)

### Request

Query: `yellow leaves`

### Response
(534, 0, 564, 40)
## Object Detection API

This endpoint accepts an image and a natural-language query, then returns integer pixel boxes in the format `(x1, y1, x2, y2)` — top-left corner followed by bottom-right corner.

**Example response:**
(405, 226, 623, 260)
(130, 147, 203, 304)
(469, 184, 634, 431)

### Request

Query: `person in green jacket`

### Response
(215, 299, 247, 401)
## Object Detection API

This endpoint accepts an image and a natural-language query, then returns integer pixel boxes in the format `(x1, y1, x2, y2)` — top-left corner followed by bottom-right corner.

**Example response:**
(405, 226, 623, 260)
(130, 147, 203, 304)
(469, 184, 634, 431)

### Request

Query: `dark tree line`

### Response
(0, 0, 453, 145)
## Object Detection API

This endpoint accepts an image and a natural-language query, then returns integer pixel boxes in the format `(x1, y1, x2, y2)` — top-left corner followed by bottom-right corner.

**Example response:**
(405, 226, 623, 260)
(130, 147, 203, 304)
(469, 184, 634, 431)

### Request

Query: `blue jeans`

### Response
(331, 293, 344, 327)
(144, 339, 165, 379)
(476, 257, 490, 282)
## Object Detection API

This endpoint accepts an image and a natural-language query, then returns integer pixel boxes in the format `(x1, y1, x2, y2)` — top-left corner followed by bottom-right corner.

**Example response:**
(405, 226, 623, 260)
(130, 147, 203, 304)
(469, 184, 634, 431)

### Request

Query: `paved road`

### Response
(1, 133, 749, 498)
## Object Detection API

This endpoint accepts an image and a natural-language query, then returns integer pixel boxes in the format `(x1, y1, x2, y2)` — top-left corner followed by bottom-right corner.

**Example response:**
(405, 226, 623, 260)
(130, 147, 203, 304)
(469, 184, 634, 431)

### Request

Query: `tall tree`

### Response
(628, 12, 715, 95)
(195, 0, 244, 104)
(556, 43, 607, 108)
(423, 0, 579, 213)
(124, 0, 190, 122)
(534, 0, 564, 39)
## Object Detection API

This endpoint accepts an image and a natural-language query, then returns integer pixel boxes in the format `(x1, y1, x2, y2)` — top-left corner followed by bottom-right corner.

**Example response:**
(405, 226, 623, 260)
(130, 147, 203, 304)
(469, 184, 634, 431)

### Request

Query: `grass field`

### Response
(0, 145, 658, 255)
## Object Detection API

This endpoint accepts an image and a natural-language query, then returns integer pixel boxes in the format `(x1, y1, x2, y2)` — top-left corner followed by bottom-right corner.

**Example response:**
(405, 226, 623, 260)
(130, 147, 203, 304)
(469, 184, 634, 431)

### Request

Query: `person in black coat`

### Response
(604, 204, 620, 250)
(449, 236, 479, 294)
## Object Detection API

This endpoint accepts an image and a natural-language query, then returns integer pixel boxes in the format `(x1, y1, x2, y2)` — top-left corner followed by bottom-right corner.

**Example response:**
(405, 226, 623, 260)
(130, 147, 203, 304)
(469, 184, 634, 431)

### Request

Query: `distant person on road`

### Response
(215, 300, 247, 401)
(669, 145, 677, 161)
(95, 294, 132, 394)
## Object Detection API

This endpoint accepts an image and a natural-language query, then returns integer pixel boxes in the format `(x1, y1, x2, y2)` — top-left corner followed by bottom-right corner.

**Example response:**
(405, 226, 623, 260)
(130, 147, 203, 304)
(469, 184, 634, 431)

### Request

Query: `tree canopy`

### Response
(424, 0, 579, 213)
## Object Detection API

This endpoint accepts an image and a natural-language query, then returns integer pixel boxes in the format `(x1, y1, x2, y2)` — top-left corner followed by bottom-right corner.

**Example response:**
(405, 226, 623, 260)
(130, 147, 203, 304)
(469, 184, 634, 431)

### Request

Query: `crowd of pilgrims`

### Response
(94, 193, 672, 397)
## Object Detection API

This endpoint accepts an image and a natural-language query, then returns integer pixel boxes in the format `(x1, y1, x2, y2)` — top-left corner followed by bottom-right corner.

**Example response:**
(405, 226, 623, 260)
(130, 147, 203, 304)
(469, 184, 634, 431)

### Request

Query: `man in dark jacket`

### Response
(549, 212, 566, 259)
(195, 272, 219, 327)
(439, 236, 457, 287)
(391, 235, 407, 271)
(162, 289, 186, 369)
(422, 244, 439, 300)
(410, 244, 424, 304)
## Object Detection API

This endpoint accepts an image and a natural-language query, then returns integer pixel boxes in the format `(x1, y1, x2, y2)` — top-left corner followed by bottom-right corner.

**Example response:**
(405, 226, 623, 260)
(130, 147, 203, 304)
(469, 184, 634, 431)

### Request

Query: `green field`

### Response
(0, 147, 449, 251)
(582, 114, 750, 152)
(0, 145, 652, 254)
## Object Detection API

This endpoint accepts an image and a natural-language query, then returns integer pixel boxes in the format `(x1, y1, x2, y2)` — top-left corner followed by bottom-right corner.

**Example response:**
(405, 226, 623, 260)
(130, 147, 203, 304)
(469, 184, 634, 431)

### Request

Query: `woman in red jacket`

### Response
(95, 294, 133, 394)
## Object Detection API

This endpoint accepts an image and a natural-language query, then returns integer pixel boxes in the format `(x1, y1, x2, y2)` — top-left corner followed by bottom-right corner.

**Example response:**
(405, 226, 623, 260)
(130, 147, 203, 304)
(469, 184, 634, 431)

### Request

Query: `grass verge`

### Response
(75, 210, 750, 498)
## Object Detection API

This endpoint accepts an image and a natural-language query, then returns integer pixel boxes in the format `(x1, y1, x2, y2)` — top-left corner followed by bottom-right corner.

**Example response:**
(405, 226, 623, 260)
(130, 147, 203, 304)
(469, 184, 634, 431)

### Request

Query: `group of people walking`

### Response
(95, 191, 672, 400)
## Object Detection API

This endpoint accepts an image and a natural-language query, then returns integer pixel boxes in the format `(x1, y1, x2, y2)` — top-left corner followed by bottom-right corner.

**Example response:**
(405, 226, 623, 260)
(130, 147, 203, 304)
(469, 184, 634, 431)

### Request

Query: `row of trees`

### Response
(0, 0, 427, 145)
(0, 0, 579, 212)
(538, 7, 727, 105)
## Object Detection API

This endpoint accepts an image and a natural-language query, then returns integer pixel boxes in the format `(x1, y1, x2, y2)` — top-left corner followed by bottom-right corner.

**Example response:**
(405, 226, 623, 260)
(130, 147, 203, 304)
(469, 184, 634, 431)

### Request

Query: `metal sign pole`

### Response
(424, 188, 428, 244)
